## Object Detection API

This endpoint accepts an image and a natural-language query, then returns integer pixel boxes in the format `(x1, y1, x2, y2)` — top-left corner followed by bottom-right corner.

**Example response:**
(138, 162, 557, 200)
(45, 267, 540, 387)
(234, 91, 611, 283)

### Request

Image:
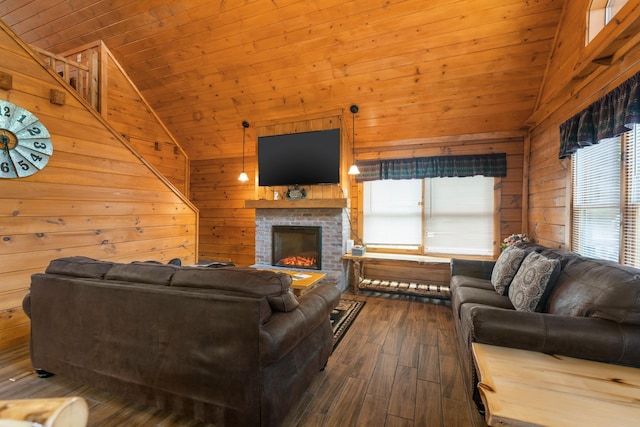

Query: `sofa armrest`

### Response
(467, 305, 640, 367)
(451, 259, 495, 280)
(22, 293, 31, 318)
(260, 284, 340, 364)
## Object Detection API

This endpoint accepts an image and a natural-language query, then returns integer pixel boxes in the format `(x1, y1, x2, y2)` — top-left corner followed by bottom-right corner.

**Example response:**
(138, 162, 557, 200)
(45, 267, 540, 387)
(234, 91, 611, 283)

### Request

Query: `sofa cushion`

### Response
(548, 257, 640, 325)
(450, 275, 495, 292)
(171, 267, 299, 312)
(105, 262, 180, 285)
(508, 252, 561, 312)
(45, 256, 115, 279)
(452, 286, 515, 317)
(491, 246, 527, 295)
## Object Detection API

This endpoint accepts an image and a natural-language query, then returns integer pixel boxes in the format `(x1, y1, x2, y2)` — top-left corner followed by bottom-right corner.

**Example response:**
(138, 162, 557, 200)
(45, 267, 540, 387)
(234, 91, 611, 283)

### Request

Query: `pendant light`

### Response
(348, 104, 360, 175)
(238, 120, 250, 182)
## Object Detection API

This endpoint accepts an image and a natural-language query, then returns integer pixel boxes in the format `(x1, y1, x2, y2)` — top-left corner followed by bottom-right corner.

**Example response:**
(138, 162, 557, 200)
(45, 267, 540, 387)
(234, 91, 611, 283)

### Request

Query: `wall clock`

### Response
(0, 100, 53, 178)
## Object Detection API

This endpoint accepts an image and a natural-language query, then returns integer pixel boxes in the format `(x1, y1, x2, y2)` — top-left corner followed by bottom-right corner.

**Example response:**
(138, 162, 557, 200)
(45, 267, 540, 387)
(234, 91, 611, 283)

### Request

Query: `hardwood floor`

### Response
(0, 291, 487, 427)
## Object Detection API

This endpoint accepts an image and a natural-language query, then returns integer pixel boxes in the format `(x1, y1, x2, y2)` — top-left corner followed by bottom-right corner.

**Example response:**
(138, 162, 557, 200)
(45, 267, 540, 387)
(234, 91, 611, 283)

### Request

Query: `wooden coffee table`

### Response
(257, 268, 326, 296)
(472, 343, 640, 427)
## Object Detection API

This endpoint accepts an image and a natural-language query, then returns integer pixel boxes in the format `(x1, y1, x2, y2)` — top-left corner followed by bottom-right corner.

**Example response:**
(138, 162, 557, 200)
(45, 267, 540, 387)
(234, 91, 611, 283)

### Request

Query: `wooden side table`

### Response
(0, 396, 89, 427)
(472, 343, 640, 427)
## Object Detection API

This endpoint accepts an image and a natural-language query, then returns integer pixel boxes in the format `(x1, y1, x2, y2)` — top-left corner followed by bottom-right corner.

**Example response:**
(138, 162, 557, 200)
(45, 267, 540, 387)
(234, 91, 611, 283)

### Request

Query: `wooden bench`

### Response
(343, 253, 452, 298)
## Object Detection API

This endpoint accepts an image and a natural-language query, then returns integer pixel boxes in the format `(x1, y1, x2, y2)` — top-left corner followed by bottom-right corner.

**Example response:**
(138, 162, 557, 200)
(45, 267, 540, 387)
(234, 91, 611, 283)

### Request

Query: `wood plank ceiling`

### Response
(0, 0, 565, 160)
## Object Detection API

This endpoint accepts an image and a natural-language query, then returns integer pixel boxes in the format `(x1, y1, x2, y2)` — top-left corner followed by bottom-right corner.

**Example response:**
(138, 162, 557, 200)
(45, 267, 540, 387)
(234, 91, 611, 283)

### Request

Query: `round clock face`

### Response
(0, 100, 53, 178)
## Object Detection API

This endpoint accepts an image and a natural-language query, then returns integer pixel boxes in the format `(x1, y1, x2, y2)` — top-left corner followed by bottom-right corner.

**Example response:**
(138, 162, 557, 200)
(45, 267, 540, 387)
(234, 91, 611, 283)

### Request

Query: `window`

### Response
(572, 124, 640, 267)
(424, 177, 494, 255)
(363, 176, 494, 256)
(363, 179, 422, 250)
(586, 0, 628, 45)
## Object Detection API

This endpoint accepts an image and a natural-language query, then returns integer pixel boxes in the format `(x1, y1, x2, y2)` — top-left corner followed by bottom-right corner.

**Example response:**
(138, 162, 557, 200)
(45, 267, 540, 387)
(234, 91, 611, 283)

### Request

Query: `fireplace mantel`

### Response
(245, 198, 348, 209)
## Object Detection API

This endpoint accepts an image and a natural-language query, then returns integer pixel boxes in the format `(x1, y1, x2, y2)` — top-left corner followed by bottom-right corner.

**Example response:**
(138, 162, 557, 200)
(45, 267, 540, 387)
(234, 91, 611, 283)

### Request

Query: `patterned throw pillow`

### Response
(508, 252, 561, 312)
(491, 246, 527, 295)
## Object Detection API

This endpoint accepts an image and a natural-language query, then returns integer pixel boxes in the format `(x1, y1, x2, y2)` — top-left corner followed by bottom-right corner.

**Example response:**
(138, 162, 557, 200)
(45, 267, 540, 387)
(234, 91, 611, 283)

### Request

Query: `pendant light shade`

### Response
(238, 121, 250, 182)
(348, 104, 360, 175)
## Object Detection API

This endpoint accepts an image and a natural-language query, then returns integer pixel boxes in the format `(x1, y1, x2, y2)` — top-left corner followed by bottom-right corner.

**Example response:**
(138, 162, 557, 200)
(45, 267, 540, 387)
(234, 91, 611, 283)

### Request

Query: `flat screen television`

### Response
(257, 128, 341, 187)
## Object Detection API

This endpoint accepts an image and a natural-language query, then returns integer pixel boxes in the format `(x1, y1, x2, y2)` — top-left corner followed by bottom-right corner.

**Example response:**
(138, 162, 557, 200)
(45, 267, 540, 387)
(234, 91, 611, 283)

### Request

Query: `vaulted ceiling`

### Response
(0, 0, 565, 160)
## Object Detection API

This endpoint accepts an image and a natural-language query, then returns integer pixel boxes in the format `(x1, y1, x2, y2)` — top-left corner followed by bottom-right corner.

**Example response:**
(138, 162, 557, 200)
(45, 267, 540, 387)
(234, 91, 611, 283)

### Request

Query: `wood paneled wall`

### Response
(191, 154, 256, 266)
(0, 22, 198, 350)
(191, 111, 350, 266)
(97, 43, 190, 196)
(528, 1, 640, 249)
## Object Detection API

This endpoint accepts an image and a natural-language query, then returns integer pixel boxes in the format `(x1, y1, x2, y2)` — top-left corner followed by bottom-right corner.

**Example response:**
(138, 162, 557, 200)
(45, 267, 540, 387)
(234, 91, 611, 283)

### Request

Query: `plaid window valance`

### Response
(559, 71, 640, 159)
(354, 153, 507, 182)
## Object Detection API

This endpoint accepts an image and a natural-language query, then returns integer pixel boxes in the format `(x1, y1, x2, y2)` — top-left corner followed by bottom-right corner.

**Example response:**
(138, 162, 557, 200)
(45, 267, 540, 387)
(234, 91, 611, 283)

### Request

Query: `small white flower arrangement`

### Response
(501, 233, 531, 250)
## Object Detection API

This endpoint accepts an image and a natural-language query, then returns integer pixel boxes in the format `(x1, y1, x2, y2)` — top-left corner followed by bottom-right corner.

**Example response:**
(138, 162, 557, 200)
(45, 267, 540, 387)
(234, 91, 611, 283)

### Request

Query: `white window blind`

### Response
(363, 179, 422, 247)
(424, 176, 494, 256)
(572, 137, 621, 261)
(623, 125, 640, 267)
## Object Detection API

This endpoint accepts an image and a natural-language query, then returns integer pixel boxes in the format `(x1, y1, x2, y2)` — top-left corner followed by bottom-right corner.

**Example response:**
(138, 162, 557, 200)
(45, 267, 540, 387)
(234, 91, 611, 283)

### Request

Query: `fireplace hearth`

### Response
(272, 226, 322, 270)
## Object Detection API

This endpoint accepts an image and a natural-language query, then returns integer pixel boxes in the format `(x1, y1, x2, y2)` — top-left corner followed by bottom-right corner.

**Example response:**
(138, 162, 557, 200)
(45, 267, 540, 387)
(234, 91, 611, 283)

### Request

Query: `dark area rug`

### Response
(330, 299, 365, 351)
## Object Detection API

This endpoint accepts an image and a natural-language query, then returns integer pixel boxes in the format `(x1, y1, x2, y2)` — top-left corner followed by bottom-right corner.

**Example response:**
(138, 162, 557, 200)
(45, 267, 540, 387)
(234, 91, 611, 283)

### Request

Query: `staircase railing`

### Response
(30, 44, 100, 111)
(29, 41, 190, 197)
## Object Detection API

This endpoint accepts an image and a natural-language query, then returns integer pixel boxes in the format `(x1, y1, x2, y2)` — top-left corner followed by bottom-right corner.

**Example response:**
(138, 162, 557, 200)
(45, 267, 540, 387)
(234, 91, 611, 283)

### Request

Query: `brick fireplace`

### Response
(254, 207, 350, 291)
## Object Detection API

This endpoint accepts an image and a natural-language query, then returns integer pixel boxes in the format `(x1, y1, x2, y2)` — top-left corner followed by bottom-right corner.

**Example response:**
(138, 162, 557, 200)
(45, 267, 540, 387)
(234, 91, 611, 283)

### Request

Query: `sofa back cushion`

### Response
(518, 243, 580, 267)
(45, 256, 115, 278)
(105, 262, 180, 285)
(171, 267, 299, 312)
(548, 257, 640, 325)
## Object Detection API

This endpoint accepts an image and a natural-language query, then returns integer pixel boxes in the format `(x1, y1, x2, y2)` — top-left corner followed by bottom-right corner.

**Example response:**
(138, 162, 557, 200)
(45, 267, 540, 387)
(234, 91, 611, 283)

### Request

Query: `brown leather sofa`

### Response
(450, 244, 640, 409)
(23, 256, 340, 426)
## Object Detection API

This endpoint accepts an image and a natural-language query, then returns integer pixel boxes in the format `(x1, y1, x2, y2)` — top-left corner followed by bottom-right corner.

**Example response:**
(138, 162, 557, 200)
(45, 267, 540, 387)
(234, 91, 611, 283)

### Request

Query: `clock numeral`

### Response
(16, 114, 28, 124)
(34, 141, 47, 150)
(17, 160, 31, 171)
(0, 150, 18, 178)
(30, 153, 43, 163)
(2, 107, 10, 117)
(26, 127, 42, 136)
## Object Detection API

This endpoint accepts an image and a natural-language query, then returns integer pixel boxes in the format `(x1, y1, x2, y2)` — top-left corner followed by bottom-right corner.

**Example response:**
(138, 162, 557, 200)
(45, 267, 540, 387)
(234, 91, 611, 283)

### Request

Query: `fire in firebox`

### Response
(278, 256, 317, 268)
(272, 225, 322, 270)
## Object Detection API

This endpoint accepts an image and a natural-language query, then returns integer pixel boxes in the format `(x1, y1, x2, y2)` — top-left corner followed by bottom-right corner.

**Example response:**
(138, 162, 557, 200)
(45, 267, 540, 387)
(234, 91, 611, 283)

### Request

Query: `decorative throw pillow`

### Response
(508, 252, 561, 312)
(491, 246, 527, 295)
